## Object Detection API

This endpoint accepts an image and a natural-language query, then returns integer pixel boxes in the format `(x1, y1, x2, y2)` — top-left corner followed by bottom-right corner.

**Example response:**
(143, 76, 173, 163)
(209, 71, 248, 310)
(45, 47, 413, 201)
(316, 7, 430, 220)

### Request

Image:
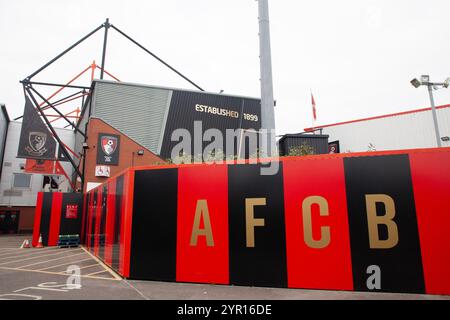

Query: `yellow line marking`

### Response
(36, 258, 92, 271)
(86, 270, 109, 276)
(0, 250, 64, 263)
(0, 266, 120, 281)
(59, 264, 101, 274)
(0, 247, 62, 260)
(81, 246, 122, 280)
(0, 247, 56, 259)
(0, 249, 82, 266)
(79, 264, 102, 270)
(16, 252, 86, 269)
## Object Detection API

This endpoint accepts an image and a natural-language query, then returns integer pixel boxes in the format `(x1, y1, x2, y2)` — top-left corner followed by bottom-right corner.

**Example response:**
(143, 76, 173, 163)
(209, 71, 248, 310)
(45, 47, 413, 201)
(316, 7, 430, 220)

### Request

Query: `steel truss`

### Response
(19, 18, 204, 191)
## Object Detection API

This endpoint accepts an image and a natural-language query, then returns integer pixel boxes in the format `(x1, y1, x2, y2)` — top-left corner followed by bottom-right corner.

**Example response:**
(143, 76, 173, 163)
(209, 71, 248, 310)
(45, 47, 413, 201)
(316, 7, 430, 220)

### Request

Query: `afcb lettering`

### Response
(188, 194, 399, 250)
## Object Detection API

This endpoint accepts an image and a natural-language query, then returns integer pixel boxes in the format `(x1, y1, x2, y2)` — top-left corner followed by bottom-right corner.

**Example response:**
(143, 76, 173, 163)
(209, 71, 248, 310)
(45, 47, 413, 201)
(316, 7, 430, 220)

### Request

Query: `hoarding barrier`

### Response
(36, 147, 450, 295)
(32, 192, 83, 247)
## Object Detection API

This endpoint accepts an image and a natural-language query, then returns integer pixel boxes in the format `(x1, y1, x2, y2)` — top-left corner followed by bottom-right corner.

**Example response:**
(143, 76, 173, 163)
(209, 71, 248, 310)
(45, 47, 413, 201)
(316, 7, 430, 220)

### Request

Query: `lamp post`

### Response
(411, 75, 450, 147)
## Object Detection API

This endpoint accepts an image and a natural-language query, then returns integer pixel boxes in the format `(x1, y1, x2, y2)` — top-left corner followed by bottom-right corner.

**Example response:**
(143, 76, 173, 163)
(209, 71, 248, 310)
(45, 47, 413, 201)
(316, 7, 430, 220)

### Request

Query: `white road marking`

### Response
(0, 247, 56, 259)
(0, 266, 120, 281)
(60, 264, 100, 274)
(16, 252, 86, 269)
(37, 258, 92, 271)
(0, 248, 68, 262)
(15, 286, 69, 293)
(0, 293, 42, 300)
(81, 247, 122, 280)
(86, 270, 109, 276)
(79, 264, 102, 270)
(0, 249, 82, 266)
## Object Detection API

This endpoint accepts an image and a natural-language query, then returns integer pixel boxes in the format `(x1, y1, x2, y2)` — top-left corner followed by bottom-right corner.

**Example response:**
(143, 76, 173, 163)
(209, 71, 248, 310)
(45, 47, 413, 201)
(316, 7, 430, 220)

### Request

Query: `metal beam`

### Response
(111, 24, 205, 91)
(14, 90, 84, 120)
(25, 24, 104, 80)
(46, 92, 87, 110)
(41, 90, 85, 110)
(25, 86, 83, 183)
(20, 80, 90, 90)
(100, 18, 110, 80)
(29, 86, 87, 138)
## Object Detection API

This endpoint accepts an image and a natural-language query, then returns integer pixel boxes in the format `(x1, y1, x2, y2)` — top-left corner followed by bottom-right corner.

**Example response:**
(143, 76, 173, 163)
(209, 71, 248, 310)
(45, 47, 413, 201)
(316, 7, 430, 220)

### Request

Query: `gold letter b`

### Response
(365, 194, 399, 249)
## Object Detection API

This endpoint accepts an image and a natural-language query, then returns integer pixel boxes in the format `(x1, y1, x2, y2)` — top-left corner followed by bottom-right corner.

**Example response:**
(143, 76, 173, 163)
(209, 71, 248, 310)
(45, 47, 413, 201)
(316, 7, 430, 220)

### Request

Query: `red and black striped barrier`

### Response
(33, 192, 83, 247)
(81, 147, 450, 295)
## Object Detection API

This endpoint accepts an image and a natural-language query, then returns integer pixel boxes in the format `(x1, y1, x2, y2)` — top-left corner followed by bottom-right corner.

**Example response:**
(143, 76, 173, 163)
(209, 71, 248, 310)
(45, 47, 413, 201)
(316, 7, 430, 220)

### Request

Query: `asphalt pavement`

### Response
(0, 235, 449, 300)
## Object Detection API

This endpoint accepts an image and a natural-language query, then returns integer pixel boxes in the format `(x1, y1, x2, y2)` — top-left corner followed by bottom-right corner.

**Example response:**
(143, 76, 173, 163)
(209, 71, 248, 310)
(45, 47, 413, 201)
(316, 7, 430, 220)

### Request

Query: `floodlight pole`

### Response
(427, 84, 442, 147)
(258, 0, 277, 156)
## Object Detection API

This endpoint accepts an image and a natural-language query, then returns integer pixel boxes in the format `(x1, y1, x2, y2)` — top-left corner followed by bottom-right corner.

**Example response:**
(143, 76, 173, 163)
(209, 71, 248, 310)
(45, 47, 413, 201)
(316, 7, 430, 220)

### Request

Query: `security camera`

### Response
(410, 78, 421, 88)
(82, 142, 89, 149)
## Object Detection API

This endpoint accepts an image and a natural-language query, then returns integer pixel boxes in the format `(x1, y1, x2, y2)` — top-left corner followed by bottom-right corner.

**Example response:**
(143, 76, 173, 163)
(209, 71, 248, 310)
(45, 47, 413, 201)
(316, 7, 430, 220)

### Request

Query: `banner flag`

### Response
(17, 96, 57, 160)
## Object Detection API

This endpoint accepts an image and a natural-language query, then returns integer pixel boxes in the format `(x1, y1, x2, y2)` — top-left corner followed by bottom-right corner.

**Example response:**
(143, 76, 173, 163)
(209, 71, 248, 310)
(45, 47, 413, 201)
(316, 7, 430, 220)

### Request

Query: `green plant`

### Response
(287, 143, 314, 156)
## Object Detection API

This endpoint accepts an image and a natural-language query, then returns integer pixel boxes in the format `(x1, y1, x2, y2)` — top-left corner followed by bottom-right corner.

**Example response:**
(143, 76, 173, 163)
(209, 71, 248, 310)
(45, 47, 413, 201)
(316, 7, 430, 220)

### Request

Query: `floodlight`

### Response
(421, 75, 430, 84)
(410, 78, 421, 88)
(444, 77, 450, 88)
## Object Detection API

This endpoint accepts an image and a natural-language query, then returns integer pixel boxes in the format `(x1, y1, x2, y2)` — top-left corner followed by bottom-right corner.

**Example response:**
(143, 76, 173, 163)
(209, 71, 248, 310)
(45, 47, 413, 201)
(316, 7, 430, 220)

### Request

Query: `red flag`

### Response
(311, 92, 317, 121)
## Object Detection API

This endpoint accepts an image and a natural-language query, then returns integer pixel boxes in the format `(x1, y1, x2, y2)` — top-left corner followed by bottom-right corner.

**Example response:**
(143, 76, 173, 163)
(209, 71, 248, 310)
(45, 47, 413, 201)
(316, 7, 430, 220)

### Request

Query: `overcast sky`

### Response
(1, 0, 450, 135)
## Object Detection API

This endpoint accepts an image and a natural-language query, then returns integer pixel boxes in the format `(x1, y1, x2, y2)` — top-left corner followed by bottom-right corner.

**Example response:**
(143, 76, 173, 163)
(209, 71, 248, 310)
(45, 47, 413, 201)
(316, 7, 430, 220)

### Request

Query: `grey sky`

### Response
(1, 0, 450, 135)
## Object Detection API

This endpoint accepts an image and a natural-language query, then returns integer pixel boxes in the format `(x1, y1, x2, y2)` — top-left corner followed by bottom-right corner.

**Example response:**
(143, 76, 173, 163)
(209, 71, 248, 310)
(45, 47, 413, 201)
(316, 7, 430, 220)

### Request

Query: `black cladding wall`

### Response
(160, 90, 261, 159)
(86, 81, 262, 160)
(130, 169, 178, 281)
(344, 155, 425, 293)
(228, 164, 287, 288)
(278, 134, 329, 156)
(39, 193, 53, 245)
(59, 193, 83, 236)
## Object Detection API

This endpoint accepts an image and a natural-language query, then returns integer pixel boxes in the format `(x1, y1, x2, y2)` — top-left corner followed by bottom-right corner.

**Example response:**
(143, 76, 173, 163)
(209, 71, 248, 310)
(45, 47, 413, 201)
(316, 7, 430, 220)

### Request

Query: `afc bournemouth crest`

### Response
(101, 136, 118, 156)
(25, 132, 48, 157)
(97, 134, 120, 165)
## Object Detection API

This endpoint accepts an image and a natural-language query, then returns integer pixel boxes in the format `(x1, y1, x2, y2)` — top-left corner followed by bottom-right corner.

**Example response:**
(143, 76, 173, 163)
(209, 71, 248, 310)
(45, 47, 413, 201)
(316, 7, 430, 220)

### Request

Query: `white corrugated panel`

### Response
(321, 107, 450, 152)
(92, 82, 171, 154)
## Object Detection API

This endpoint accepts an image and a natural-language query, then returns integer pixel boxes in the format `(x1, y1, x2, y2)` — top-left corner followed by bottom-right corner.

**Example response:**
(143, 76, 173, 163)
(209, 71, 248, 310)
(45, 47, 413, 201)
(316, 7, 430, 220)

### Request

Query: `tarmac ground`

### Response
(0, 234, 449, 300)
